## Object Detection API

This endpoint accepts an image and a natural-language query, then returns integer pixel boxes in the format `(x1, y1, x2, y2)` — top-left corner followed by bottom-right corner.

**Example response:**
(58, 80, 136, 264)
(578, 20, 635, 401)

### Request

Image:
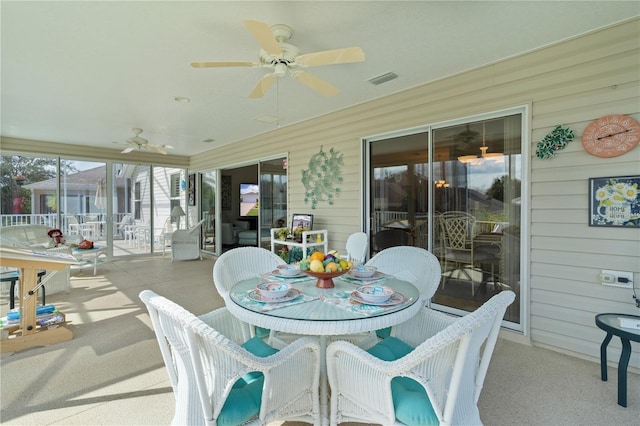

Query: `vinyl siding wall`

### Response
(191, 18, 640, 365)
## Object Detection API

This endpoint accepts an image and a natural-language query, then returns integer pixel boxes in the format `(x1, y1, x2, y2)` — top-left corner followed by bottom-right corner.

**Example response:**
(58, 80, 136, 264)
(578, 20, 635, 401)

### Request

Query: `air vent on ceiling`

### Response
(368, 72, 398, 86)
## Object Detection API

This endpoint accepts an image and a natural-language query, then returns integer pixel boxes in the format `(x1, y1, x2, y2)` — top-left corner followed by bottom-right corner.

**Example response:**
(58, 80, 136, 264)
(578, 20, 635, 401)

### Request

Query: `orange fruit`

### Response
(310, 252, 325, 262)
(325, 262, 338, 272)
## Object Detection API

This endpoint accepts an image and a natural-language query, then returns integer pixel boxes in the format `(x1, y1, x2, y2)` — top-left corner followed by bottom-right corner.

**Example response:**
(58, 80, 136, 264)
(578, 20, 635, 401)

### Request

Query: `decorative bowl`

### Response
(302, 269, 350, 288)
(351, 265, 377, 278)
(277, 264, 301, 276)
(355, 285, 394, 303)
(256, 281, 292, 300)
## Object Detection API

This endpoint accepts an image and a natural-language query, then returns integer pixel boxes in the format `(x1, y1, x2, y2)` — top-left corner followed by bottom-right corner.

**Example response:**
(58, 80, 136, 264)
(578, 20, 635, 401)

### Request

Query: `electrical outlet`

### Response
(600, 270, 634, 288)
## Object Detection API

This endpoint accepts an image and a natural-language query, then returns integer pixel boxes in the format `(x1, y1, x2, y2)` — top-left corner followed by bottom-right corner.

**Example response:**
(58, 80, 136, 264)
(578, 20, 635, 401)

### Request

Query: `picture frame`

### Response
(588, 175, 640, 227)
(188, 173, 196, 206)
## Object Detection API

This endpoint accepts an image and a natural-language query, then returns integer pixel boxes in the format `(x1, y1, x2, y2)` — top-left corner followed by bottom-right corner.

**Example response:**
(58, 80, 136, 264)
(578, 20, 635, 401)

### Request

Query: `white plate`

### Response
(345, 270, 386, 281)
(271, 270, 306, 279)
(350, 291, 406, 306)
(248, 288, 302, 303)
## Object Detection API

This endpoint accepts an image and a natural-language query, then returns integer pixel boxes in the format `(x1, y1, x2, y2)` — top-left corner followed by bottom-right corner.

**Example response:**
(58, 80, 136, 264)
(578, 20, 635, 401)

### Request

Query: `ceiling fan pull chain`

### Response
(276, 78, 280, 129)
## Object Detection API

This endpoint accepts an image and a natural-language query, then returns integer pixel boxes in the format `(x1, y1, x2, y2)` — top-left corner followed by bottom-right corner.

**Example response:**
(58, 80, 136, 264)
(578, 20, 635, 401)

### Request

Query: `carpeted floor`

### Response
(1, 254, 638, 425)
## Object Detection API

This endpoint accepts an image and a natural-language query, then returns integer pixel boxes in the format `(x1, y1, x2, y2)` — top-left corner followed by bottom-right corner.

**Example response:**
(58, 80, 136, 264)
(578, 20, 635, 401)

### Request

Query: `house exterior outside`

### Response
(2, 19, 639, 368)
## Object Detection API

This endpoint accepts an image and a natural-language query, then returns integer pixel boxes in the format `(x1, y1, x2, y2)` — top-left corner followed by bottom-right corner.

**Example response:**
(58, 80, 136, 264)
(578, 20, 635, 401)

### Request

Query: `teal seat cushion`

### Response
(236, 336, 279, 386)
(254, 326, 271, 339)
(218, 376, 264, 426)
(217, 336, 280, 424)
(366, 336, 413, 361)
(241, 336, 279, 357)
(367, 337, 439, 426)
(376, 326, 392, 339)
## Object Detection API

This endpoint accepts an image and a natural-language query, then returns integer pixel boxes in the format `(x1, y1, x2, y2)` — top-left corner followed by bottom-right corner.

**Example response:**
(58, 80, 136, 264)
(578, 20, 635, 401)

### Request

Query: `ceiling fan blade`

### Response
(148, 145, 168, 155)
(191, 61, 258, 68)
(121, 147, 136, 154)
(295, 47, 365, 67)
(248, 73, 278, 99)
(243, 20, 282, 56)
(291, 70, 339, 97)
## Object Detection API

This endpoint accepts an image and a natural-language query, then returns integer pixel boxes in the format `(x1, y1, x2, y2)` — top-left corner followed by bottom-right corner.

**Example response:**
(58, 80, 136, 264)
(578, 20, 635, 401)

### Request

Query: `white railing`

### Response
(0, 213, 58, 227)
(372, 211, 408, 233)
(0, 213, 130, 231)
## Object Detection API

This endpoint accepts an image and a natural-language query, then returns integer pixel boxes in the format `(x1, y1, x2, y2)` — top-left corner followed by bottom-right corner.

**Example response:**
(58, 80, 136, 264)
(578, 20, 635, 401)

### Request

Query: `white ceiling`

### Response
(2, 1, 638, 157)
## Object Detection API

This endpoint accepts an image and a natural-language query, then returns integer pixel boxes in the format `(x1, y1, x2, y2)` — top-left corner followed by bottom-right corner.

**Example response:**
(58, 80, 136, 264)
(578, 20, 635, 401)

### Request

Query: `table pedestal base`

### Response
(315, 278, 335, 288)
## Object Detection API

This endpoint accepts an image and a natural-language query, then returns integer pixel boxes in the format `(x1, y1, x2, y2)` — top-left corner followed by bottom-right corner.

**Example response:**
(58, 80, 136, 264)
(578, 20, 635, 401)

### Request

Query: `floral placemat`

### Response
(321, 290, 412, 317)
(231, 290, 317, 312)
(260, 272, 313, 283)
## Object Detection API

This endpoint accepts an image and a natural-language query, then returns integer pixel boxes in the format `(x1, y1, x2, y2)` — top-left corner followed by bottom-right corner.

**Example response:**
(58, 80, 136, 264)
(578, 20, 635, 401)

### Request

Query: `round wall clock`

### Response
(581, 114, 640, 158)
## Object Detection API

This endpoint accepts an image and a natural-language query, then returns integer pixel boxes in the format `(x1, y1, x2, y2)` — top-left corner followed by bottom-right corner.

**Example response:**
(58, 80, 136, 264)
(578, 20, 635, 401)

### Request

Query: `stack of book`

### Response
(0, 304, 66, 329)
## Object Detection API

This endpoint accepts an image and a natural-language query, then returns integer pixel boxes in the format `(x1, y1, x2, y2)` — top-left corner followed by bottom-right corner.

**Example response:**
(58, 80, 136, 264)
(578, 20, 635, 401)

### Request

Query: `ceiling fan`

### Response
(457, 123, 503, 164)
(454, 124, 480, 149)
(114, 128, 175, 155)
(191, 20, 365, 98)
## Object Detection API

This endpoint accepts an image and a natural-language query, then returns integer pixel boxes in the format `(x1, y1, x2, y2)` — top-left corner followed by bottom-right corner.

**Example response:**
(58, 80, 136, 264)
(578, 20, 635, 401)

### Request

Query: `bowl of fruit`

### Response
(299, 251, 352, 288)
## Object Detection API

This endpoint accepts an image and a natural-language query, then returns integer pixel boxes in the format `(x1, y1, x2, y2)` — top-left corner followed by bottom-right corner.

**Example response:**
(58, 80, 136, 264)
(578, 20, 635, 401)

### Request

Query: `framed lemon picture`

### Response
(588, 175, 640, 227)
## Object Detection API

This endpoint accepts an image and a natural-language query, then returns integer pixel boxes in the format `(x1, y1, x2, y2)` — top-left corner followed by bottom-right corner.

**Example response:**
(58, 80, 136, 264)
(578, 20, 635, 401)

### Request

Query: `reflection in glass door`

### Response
(200, 171, 217, 254)
(431, 113, 521, 326)
(366, 111, 523, 328)
(368, 131, 430, 255)
(259, 158, 287, 249)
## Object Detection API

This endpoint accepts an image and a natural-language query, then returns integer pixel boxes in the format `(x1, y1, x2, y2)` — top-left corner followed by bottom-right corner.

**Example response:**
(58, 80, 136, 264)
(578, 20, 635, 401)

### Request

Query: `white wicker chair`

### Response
(213, 246, 286, 342)
(140, 290, 321, 426)
(212, 246, 286, 300)
(366, 246, 442, 302)
(171, 219, 205, 262)
(343, 231, 368, 264)
(341, 246, 442, 348)
(326, 290, 515, 426)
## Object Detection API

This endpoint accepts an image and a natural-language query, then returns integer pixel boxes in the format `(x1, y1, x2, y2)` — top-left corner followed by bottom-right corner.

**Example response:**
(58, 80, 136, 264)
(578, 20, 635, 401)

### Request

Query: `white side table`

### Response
(71, 245, 108, 275)
(270, 229, 328, 258)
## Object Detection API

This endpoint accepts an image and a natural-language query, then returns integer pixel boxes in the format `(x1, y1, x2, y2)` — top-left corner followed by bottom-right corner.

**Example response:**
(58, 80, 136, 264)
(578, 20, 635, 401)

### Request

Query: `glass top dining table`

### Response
(227, 272, 422, 336)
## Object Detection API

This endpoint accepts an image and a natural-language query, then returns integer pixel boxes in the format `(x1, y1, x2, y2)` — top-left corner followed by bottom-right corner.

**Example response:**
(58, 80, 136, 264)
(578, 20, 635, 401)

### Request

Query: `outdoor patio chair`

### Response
(115, 213, 133, 239)
(65, 215, 82, 236)
(171, 219, 205, 261)
(212, 246, 285, 341)
(139, 290, 321, 426)
(326, 290, 515, 426)
(213, 246, 286, 301)
(439, 212, 499, 296)
(356, 246, 442, 345)
(152, 217, 173, 255)
(343, 231, 368, 264)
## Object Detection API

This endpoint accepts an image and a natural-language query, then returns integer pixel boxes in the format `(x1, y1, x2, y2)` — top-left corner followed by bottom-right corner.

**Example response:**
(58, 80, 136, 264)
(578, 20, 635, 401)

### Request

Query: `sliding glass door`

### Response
(200, 171, 217, 253)
(259, 158, 287, 249)
(365, 109, 523, 328)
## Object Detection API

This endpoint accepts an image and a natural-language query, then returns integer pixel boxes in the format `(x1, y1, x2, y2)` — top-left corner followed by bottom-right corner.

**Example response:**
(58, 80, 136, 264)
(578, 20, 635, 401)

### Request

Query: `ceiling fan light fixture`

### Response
(274, 62, 287, 77)
(457, 154, 479, 164)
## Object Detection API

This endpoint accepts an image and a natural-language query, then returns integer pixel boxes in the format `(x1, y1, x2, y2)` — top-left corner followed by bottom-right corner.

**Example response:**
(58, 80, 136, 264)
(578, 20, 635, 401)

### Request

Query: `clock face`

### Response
(581, 114, 640, 158)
